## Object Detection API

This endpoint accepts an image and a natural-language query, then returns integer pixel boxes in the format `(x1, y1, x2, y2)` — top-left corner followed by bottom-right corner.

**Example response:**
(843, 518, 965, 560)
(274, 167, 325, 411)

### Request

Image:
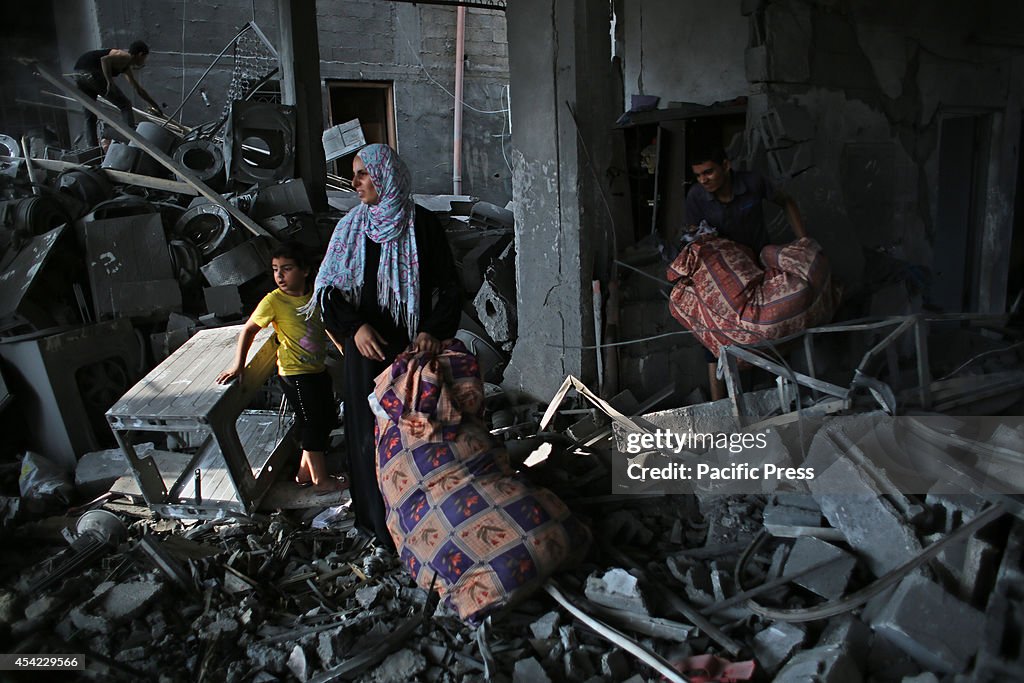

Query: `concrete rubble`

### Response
(1, 358, 1021, 682)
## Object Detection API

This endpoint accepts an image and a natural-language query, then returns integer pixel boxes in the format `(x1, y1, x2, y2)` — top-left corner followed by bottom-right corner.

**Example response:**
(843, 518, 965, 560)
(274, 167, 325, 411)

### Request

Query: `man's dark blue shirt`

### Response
(684, 169, 778, 254)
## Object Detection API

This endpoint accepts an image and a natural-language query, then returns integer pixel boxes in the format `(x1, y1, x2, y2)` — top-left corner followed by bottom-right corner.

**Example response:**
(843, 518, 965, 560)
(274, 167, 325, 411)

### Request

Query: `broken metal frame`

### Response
(718, 313, 1010, 420)
(27, 60, 272, 240)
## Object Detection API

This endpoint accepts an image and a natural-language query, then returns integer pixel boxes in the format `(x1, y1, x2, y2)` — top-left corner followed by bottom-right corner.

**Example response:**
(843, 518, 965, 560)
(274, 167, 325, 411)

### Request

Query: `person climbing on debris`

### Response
(304, 143, 461, 550)
(216, 242, 345, 496)
(72, 40, 163, 148)
(683, 145, 809, 401)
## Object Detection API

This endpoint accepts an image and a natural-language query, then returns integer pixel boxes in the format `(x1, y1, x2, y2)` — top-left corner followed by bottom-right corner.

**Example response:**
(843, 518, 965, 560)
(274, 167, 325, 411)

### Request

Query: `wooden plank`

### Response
(29, 61, 271, 239)
(1, 155, 199, 195)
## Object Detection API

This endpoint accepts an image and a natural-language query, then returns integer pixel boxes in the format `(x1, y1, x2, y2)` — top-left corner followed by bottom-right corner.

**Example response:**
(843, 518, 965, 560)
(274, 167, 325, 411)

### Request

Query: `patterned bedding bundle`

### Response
(372, 340, 590, 622)
(666, 236, 837, 358)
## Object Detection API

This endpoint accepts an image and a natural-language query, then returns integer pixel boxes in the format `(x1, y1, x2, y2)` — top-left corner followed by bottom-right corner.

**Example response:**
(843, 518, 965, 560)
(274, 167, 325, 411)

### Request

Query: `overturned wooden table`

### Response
(106, 325, 297, 519)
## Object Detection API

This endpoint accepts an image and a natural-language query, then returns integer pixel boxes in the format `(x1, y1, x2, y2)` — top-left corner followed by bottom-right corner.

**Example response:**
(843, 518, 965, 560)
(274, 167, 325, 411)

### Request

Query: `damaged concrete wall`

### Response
(744, 0, 1024, 312)
(616, 0, 1024, 314)
(317, 2, 511, 203)
(620, 0, 748, 109)
(505, 0, 620, 400)
(52, 0, 511, 204)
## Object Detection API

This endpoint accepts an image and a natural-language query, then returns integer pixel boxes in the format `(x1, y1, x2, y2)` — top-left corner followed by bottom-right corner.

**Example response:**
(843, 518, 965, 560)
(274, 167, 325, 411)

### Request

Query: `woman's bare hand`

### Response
(411, 332, 440, 355)
(355, 324, 387, 361)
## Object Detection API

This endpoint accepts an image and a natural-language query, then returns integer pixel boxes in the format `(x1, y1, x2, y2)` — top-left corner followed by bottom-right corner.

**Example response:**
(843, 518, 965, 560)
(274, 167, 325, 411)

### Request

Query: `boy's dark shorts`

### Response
(278, 371, 335, 452)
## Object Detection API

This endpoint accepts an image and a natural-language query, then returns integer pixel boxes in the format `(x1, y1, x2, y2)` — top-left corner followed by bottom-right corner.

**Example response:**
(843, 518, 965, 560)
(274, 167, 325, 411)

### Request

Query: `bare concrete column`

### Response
(277, 0, 327, 211)
(504, 0, 614, 399)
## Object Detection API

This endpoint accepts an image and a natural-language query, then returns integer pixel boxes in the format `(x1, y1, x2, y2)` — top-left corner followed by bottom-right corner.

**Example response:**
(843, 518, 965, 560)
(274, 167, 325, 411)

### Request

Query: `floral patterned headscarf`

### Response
(306, 144, 420, 336)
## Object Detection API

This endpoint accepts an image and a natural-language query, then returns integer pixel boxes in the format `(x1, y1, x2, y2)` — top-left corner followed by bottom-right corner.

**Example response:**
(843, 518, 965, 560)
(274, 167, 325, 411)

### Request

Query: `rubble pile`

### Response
(4, 376, 1024, 681)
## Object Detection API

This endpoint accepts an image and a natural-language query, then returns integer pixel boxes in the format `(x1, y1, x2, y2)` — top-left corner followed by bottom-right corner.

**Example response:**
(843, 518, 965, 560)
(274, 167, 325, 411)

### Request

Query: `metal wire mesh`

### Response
(220, 24, 280, 121)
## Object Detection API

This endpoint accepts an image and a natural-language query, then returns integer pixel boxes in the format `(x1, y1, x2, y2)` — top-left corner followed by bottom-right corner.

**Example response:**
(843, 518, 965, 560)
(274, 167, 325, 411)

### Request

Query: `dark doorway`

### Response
(932, 113, 991, 313)
(326, 81, 395, 178)
(1009, 113, 1024, 312)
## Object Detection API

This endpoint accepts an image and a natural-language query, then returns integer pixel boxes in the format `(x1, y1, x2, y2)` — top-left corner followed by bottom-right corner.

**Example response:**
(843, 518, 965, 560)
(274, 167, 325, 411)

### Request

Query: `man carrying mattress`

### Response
(683, 145, 809, 400)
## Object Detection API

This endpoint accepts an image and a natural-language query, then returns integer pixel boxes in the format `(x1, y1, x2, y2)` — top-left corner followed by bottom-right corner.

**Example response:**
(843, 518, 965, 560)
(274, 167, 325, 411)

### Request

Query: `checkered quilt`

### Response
(372, 340, 591, 621)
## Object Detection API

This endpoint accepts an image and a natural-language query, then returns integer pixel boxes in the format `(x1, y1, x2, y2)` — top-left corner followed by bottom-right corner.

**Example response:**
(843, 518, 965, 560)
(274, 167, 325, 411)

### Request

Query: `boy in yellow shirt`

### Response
(216, 242, 342, 494)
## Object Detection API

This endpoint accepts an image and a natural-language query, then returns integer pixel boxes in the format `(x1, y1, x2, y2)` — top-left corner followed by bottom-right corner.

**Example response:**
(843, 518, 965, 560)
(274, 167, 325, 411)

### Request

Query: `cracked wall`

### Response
(743, 0, 1024, 312)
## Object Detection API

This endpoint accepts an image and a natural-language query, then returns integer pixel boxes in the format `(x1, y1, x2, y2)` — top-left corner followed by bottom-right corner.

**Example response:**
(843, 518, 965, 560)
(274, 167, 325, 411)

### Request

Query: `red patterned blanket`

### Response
(666, 236, 837, 358)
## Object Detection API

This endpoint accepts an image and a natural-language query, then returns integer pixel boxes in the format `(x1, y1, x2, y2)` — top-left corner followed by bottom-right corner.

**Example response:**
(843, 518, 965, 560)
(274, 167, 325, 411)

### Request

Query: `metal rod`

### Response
(163, 23, 253, 125)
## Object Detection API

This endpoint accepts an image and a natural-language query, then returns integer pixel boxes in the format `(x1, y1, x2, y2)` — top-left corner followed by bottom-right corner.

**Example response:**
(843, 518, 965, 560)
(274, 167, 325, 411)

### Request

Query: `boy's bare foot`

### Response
(313, 475, 348, 496)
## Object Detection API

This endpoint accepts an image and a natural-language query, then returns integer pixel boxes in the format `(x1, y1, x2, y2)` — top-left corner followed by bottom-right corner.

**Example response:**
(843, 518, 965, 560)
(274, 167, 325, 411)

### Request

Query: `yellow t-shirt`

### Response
(250, 289, 327, 376)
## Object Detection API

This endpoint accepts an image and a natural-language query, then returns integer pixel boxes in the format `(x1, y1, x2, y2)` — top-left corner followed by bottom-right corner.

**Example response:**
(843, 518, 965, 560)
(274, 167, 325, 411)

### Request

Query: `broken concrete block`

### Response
(762, 502, 828, 538)
(530, 611, 560, 640)
(808, 443, 921, 577)
(601, 649, 630, 680)
(206, 616, 240, 640)
(925, 484, 989, 534)
(773, 645, 860, 683)
(871, 573, 985, 673)
(374, 649, 426, 683)
(115, 646, 147, 663)
(584, 568, 648, 614)
(69, 605, 109, 634)
(75, 445, 144, 499)
(563, 648, 595, 682)
(24, 595, 61, 621)
(783, 537, 856, 599)
(356, 584, 383, 608)
(286, 644, 308, 682)
(100, 576, 164, 621)
(474, 278, 516, 344)
(247, 643, 288, 674)
(818, 614, 871, 669)
(514, 657, 551, 683)
(753, 621, 806, 673)
(0, 590, 17, 624)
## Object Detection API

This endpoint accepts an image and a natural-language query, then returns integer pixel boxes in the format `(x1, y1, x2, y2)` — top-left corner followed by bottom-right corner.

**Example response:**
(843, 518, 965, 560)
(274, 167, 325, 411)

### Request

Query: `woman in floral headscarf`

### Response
(311, 144, 461, 548)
